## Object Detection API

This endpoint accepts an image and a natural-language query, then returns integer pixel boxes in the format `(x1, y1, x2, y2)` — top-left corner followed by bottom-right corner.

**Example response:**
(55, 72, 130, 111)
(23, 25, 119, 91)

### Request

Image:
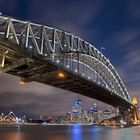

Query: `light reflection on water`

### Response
(1, 130, 27, 140)
(0, 125, 140, 140)
(71, 125, 82, 140)
(90, 126, 102, 140)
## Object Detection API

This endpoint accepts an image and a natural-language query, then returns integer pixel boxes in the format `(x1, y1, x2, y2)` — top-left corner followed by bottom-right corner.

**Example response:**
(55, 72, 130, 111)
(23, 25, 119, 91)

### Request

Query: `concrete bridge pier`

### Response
(131, 107, 139, 124)
(0, 54, 5, 72)
(119, 107, 138, 125)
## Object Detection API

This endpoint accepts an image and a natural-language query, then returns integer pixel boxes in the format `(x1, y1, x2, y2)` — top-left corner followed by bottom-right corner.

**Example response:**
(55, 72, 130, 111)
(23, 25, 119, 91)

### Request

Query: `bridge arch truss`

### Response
(0, 16, 131, 104)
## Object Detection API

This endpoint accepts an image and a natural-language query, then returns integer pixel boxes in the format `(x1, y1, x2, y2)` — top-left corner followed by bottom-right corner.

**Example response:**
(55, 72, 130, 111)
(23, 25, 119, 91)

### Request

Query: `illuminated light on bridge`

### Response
(29, 45, 33, 49)
(9, 36, 14, 40)
(19, 78, 25, 85)
(66, 65, 70, 68)
(0, 15, 134, 109)
(82, 73, 85, 77)
(88, 76, 91, 80)
(58, 71, 65, 78)
(56, 60, 60, 64)
(132, 97, 138, 105)
(74, 69, 78, 73)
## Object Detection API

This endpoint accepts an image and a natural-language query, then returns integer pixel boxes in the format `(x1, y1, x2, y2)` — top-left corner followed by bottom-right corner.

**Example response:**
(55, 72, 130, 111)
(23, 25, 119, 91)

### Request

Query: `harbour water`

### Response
(0, 125, 140, 140)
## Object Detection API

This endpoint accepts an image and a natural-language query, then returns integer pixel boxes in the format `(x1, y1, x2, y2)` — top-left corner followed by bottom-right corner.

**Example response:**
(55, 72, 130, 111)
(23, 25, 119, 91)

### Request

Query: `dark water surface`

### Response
(0, 125, 140, 140)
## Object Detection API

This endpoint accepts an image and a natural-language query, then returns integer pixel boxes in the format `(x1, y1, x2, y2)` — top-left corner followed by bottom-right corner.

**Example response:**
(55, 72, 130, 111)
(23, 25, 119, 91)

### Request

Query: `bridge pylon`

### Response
(132, 97, 139, 124)
(0, 54, 5, 71)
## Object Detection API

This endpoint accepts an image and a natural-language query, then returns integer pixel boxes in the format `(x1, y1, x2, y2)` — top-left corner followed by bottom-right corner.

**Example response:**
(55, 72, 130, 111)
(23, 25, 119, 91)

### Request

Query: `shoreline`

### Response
(0, 123, 139, 128)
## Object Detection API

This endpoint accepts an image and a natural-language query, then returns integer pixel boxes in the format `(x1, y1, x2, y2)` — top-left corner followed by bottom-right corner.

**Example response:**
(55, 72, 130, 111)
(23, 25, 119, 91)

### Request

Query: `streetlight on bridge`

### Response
(19, 78, 25, 85)
(58, 71, 65, 78)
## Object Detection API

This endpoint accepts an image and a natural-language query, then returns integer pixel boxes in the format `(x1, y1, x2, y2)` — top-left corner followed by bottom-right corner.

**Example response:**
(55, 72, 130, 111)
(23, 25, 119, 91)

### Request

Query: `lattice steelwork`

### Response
(0, 16, 131, 105)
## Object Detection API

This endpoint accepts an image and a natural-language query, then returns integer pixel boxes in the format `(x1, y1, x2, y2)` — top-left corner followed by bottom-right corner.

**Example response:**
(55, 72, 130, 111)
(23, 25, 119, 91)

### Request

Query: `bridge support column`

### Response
(119, 106, 139, 125)
(119, 107, 134, 125)
(131, 108, 139, 124)
(0, 54, 5, 72)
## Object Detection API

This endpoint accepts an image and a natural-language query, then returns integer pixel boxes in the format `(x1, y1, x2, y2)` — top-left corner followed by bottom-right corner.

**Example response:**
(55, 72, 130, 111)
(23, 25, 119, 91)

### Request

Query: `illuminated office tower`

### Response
(88, 107, 94, 122)
(72, 99, 82, 123)
(106, 105, 112, 119)
(103, 109, 110, 119)
(93, 102, 98, 122)
(75, 99, 82, 114)
(98, 110, 103, 122)
(66, 112, 72, 123)
(83, 109, 89, 123)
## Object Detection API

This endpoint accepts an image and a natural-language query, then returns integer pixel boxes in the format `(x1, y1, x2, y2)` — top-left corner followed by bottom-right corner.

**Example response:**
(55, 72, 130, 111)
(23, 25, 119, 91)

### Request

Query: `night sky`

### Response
(0, 0, 140, 119)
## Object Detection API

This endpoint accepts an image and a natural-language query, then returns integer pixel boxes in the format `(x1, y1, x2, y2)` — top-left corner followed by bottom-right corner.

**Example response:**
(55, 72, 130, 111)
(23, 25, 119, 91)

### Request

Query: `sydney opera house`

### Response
(0, 111, 18, 124)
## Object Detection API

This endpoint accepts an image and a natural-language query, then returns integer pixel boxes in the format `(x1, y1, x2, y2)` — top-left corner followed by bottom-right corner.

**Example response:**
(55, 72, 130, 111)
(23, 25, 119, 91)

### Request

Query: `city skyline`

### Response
(0, 0, 140, 117)
(0, 99, 118, 121)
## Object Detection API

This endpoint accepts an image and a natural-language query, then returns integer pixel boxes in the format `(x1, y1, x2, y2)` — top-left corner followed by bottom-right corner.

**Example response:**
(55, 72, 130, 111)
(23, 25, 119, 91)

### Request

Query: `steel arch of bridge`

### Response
(0, 16, 131, 104)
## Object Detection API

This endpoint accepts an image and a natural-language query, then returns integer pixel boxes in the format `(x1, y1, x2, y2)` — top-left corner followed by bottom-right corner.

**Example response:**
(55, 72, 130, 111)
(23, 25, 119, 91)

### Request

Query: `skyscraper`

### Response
(93, 102, 98, 122)
(72, 99, 82, 123)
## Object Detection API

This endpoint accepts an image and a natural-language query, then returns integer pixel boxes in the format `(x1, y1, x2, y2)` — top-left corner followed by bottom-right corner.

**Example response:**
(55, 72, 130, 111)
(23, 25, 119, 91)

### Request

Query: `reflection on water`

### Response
(71, 125, 82, 140)
(1, 129, 27, 140)
(90, 126, 102, 140)
(5, 133, 23, 140)
(0, 125, 140, 140)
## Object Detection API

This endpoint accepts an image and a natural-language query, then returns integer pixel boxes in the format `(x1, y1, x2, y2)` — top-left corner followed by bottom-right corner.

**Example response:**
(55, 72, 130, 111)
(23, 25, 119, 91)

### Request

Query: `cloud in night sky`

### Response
(0, 74, 96, 118)
(0, 0, 140, 118)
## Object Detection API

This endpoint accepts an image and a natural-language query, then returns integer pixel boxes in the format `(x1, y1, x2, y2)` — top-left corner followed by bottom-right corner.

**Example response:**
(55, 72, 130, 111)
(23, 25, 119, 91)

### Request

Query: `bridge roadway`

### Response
(0, 15, 134, 110)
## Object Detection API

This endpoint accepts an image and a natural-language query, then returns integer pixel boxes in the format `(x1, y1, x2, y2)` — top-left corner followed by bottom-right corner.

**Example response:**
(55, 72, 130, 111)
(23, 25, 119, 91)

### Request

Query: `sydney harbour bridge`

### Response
(0, 15, 135, 113)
